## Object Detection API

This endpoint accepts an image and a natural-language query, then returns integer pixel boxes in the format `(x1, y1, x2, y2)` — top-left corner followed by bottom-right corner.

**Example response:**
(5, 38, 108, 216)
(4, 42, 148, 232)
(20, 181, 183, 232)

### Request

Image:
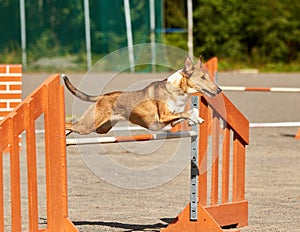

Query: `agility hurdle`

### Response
(0, 74, 77, 231)
(66, 57, 249, 231)
(67, 92, 249, 231)
(160, 92, 249, 231)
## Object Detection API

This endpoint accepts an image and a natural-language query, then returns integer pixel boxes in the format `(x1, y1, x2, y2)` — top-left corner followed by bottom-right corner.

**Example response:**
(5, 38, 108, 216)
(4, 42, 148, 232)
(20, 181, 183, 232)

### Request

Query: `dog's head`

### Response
(182, 56, 222, 97)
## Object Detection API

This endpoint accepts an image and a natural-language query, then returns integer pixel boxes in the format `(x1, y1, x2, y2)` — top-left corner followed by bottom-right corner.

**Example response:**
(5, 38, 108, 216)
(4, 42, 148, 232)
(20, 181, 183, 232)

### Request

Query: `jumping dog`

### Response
(63, 56, 222, 135)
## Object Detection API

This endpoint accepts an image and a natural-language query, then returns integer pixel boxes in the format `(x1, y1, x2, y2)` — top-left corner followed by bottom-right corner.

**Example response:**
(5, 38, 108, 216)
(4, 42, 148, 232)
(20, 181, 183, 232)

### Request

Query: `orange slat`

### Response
(221, 127, 230, 204)
(25, 100, 39, 232)
(0, 119, 9, 151)
(211, 113, 220, 206)
(198, 95, 208, 206)
(59, 85, 68, 218)
(9, 118, 22, 232)
(232, 133, 246, 202)
(44, 75, 66, 231)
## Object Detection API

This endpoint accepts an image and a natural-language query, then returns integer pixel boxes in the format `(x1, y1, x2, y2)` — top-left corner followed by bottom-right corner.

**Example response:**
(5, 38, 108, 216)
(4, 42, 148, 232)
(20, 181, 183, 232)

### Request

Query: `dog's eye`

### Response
(201, 75, 206, 80)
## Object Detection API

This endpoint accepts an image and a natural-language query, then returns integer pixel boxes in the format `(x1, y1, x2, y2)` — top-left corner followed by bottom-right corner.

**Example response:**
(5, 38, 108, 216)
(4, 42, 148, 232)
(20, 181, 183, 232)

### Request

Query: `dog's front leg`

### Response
(170, 108, 204, 127)
(159, 108, 204, 128)
(187, 108, 204, 126)
(170, 118, 185, 127)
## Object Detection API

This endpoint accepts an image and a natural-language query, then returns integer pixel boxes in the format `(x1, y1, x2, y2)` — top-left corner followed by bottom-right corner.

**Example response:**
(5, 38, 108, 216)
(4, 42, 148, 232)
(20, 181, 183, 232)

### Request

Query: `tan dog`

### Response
(63, 56, 221, 135)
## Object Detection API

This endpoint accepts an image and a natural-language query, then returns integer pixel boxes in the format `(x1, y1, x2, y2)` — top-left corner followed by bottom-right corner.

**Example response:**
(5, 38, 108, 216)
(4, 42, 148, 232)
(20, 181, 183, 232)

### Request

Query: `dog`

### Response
(63, 56, 222, 135)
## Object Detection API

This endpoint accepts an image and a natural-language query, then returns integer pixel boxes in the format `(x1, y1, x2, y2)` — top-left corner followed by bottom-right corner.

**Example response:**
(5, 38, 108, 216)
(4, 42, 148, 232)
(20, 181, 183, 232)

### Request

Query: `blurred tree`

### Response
(192, 0, 300, 64)
(193, 0, 246, 61)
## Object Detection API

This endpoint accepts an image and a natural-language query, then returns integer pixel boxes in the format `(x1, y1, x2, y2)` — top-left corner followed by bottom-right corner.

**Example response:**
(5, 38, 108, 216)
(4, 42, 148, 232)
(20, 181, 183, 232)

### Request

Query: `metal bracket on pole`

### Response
(190, 95, 199, 221)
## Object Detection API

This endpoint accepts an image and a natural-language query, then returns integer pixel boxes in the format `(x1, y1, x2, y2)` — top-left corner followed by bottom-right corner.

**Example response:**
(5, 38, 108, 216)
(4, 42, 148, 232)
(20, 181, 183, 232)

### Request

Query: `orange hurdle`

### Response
(161, 93, 249, 232)
(0, 64, 22, 152)
(166, 57, 249, 231)
(0, 64, 22, 121)
(0, 74, 77, 232)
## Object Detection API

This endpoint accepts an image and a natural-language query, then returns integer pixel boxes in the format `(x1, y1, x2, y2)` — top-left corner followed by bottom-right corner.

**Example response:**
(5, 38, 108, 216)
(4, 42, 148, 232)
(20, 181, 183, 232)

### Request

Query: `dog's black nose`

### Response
(216, 87, 222, 94)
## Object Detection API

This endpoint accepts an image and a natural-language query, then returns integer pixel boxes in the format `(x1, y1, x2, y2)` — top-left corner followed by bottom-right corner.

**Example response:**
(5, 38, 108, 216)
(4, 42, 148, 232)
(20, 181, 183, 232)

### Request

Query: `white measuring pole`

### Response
(84, 0, 92, 70)
(124, 0, 135, 72)
(20, 0, 27, 70)
(150, 0, 156, 72)
(187, 0, 193, 59)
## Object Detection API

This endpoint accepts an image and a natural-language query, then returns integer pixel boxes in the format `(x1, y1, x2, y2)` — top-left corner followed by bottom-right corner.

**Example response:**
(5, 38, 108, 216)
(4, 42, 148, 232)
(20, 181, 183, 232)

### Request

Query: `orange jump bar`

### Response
(66, 131, 196, 146)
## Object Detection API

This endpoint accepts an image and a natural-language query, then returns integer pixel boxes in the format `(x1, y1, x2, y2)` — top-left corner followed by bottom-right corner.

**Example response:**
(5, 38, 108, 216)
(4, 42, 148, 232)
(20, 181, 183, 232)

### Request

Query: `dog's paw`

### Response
(196, 116, 205, 124)
(188, 117, 204, 126)
(188, 108, 205, 125)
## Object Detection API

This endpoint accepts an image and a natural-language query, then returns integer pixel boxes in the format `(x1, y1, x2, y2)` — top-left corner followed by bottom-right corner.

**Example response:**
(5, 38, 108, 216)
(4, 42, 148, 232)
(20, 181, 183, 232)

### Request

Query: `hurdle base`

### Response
(161, 201, 248, 232)
(65, 218, 79, 232)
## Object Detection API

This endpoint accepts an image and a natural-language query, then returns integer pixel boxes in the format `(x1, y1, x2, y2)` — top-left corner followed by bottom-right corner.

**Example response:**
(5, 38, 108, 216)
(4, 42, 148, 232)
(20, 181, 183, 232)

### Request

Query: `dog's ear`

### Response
(195, 55, 203, 69)
(199, 55, 203, 68)
(183, 56, 194, 76)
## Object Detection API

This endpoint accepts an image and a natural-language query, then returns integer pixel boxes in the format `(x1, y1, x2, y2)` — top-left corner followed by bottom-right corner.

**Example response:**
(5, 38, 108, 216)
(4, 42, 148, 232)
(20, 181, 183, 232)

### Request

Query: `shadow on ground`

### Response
(72, 218, 175, 232)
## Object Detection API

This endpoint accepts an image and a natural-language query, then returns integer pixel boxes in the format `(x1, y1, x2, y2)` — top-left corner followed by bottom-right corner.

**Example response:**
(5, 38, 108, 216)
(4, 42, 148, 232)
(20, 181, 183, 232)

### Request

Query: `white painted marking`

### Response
(250, 122, 300, 127)
(0, 73, 22, 77)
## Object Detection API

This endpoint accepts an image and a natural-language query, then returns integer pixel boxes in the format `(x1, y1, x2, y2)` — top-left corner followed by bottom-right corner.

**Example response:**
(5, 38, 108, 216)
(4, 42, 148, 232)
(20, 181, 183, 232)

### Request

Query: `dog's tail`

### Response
(62, 74, 98, 102)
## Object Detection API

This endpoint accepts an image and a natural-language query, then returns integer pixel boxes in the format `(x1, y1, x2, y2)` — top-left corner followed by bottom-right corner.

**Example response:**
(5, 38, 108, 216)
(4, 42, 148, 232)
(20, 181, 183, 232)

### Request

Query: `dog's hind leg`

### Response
(94, 114, 126, 134)
(66, 104, 97, 135)
(66, 120, 95, 135)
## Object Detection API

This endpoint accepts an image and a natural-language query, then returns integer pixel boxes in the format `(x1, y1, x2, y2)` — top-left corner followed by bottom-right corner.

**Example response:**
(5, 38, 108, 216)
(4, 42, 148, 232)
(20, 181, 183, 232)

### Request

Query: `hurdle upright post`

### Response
(190, 96, 199, 221)
(0, 74, 78, 232)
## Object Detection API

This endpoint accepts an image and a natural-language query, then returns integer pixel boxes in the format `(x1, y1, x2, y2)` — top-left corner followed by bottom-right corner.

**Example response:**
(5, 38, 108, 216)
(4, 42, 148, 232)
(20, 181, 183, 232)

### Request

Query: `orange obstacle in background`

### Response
(0, 74, 77, 232)
(0, 64, 22, 153)
(0, 64, 22, 121)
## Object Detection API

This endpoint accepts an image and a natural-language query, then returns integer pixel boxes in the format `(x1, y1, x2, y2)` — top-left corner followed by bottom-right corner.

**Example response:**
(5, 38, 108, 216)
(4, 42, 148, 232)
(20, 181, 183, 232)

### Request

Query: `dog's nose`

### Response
(216, 87, 222, 94)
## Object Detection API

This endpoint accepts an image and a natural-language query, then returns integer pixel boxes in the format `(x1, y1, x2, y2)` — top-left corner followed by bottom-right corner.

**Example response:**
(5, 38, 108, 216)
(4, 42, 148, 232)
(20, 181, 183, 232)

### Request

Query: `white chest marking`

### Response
(167, 94, 189, 113)
(167, 70, 183, 85)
